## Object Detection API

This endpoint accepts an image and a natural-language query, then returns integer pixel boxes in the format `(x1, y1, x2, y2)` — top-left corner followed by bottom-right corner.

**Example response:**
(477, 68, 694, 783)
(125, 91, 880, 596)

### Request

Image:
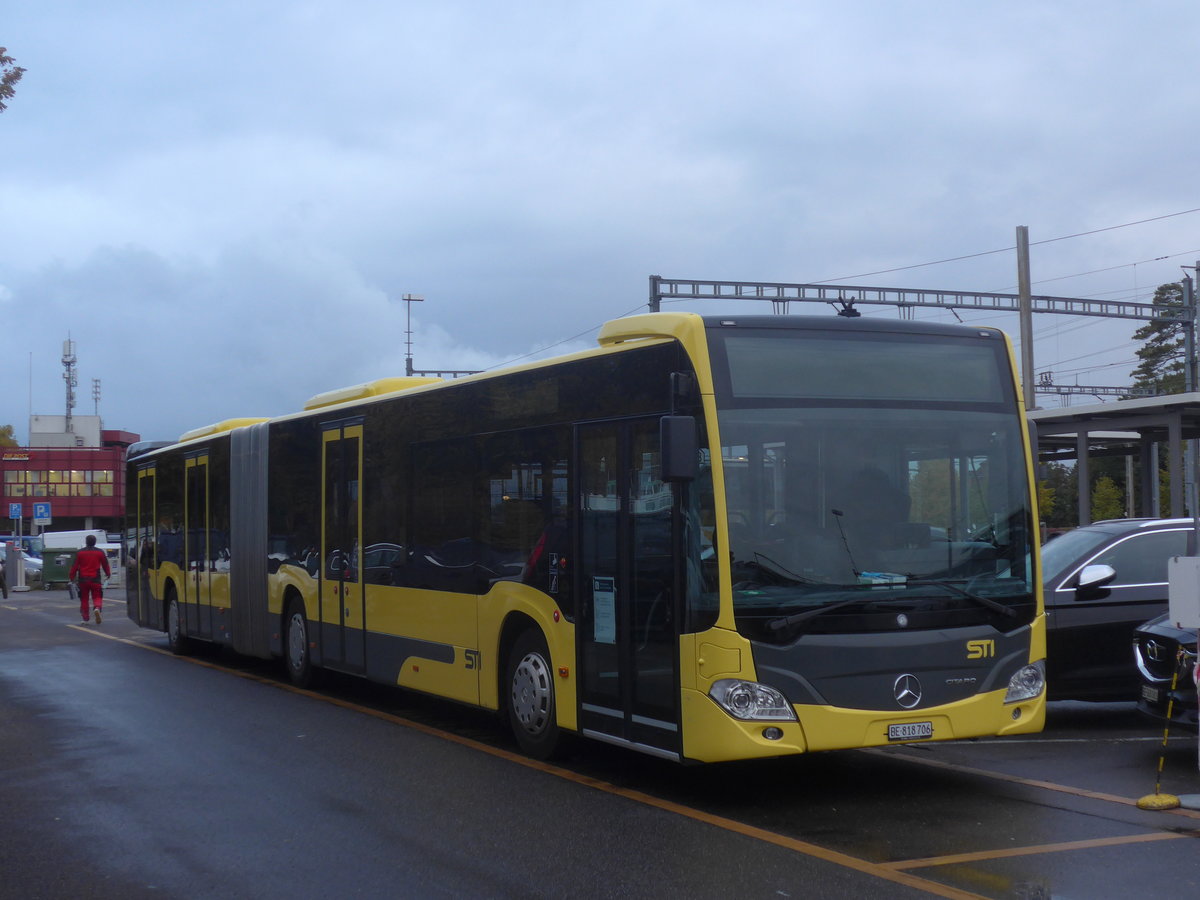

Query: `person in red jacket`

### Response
(70, 534, 111, 624)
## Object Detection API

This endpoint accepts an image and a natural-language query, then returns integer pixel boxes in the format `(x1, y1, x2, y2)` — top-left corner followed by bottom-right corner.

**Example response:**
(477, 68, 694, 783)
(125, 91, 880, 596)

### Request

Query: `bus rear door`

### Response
(320, 421, 365, 673)
(132, 465, 163, 629)
(184, 453, 213, 639)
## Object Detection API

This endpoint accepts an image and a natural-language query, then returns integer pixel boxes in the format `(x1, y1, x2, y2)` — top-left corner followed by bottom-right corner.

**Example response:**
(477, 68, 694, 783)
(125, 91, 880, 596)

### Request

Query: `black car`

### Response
(1040, 517, 1196, 701)
(1133, 614, 1199, 730)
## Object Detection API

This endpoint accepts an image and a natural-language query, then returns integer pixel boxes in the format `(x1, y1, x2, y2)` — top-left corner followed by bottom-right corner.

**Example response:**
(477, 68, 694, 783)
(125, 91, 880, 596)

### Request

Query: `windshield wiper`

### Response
(902, 578, 1019, 619)
(766, 592, 878, 633)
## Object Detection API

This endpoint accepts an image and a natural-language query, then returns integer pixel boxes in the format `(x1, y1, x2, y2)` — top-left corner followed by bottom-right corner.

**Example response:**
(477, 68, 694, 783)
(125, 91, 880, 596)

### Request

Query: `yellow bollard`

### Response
(1136, 647, 1186, 811)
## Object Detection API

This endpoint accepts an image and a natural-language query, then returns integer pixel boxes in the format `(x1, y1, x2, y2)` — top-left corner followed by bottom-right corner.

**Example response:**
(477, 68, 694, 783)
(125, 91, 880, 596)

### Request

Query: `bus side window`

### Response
(479, 428, 572, 615)
(409, 439, 479, 593)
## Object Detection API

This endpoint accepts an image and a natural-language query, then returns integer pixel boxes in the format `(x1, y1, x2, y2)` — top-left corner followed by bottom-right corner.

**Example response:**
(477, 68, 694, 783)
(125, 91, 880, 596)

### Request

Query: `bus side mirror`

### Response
(660, 416, 698, 482)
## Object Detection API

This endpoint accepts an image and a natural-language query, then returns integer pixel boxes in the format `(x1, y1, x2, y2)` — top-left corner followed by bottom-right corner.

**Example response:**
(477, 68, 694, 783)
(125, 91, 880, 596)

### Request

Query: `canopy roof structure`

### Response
(1030, 393, 1200, 525)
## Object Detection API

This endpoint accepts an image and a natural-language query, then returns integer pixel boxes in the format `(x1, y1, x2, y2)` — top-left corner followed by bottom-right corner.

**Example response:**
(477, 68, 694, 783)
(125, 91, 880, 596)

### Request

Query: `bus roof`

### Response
(152, 311, 1007, 452)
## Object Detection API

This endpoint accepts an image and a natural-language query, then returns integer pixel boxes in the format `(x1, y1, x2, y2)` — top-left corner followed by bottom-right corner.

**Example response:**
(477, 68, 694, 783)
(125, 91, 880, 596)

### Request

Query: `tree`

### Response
(0, 47, 25, 113)
(1130, 282, 1186, 394)
(1039, 461, 1077, 529)
(1090, 475, 1124, 522)
(1036, 479, 1055, 521)
(0, 424, 16, 447)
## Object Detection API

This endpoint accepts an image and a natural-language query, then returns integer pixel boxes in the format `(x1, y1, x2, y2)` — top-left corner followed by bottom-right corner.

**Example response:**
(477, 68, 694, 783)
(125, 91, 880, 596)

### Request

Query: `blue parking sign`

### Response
(8, 503, 19, 519)
(33, 502, 51, 525)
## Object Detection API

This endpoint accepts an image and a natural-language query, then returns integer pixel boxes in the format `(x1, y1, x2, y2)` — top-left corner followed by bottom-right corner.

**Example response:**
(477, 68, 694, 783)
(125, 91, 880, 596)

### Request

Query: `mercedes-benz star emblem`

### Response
(894, 674, 922, 709)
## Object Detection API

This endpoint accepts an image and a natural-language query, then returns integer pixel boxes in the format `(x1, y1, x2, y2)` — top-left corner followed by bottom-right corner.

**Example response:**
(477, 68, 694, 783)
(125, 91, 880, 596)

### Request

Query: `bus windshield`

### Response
(708, 325, 1036, 641)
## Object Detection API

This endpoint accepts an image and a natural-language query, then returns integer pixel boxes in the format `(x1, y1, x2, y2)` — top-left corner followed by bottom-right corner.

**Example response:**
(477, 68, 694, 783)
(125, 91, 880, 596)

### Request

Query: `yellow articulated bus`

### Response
(126, 312, 1045, 762)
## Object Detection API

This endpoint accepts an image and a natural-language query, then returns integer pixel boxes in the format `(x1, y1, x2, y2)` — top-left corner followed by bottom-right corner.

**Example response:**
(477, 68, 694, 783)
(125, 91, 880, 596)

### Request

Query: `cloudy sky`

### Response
(3, 1, 1200, 443)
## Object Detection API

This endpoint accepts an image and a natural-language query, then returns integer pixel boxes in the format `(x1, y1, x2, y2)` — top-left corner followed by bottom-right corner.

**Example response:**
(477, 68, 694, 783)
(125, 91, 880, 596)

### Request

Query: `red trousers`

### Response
(78, 580, 103, 618)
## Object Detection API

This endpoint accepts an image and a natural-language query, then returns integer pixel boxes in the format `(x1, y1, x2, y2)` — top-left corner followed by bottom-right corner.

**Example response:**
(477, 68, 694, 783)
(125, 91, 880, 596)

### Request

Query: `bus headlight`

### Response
(709, 679, 797, 721)
(1004, 660, 1045, 703)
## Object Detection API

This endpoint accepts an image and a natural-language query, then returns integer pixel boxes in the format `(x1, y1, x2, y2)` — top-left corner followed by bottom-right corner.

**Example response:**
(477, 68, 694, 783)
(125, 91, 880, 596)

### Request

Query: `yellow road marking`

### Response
(863, 747, 1200, 822)
(76, 626, 1200, 897)
(883, 830, 1196, 871)
(79, 627, 986, 900)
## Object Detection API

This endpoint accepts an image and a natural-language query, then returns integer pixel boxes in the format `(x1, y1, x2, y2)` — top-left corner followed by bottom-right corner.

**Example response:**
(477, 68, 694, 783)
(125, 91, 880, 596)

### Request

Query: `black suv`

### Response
(1041, 518, 1195, 701)
(1133, 615, 1198, 730)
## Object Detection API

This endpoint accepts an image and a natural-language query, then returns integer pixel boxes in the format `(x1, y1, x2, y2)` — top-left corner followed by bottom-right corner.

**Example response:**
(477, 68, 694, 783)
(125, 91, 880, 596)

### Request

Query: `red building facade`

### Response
(1, 430, 139, 533)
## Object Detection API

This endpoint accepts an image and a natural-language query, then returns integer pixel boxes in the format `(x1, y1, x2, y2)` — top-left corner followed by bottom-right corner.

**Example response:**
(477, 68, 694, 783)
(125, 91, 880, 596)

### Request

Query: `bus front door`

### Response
(320, 422, 365, 673)
(184, 454, 212, 639)
(576, 419, 681, 759)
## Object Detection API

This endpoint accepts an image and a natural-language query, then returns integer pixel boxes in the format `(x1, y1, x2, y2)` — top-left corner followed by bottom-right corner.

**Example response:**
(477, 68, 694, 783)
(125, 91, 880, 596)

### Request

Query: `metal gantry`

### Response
(648, 275, 1192, 322)
(400, 292, 481, 378)
(647, 272, 1200, 523)
(1036, 383, 1156, 399)
(1035, 371, 1156, 401)
(411, 367, 480, 378)
(648, 273, 1198, 398)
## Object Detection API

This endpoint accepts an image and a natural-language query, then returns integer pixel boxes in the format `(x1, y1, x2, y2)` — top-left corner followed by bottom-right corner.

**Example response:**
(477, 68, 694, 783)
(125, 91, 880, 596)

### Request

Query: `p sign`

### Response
(32, 502, 51, 526)
(8, 503, 20, 520)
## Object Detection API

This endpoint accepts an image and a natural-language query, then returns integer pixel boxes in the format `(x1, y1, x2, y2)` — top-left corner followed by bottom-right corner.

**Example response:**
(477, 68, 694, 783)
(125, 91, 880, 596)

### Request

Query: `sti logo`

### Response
(966, 639, 995, 659)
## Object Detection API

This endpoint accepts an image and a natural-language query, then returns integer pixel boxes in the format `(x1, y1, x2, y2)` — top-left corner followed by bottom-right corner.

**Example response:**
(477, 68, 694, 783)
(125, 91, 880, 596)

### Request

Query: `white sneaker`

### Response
(94, 608, 101, 625)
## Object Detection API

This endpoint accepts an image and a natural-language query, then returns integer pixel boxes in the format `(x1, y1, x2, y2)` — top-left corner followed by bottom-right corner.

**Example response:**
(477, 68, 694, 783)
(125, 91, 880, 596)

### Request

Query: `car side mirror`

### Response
(1076, 563, 1116, 593)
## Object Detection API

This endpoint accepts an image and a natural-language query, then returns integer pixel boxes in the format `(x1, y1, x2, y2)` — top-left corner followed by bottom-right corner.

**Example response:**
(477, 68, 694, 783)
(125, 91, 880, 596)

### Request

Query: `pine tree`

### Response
(0, 47, 24, 113)
(1130, 282, 1186, 394)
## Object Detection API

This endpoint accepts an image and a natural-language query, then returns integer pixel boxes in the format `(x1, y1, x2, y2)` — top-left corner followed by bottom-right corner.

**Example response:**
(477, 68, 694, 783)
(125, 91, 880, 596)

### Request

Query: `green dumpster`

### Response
(43, 547, 81, 587)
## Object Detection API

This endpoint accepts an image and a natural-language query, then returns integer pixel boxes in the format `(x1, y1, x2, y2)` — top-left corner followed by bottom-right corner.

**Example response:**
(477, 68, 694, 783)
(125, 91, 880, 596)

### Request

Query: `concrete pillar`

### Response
(1077, 430, 1090, 526)
(1170, 415, 1183, 517)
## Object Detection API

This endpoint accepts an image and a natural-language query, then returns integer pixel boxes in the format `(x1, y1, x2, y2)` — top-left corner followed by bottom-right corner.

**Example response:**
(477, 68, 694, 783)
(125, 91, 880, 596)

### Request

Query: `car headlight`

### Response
(709, 679, 797, 721)
(1004, 660, 1045, 703)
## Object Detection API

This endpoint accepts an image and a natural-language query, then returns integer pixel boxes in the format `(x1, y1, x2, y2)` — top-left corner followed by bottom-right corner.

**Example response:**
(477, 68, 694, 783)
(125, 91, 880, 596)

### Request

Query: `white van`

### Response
(40, 529, 108, 553)
(41, 530, 123, 588)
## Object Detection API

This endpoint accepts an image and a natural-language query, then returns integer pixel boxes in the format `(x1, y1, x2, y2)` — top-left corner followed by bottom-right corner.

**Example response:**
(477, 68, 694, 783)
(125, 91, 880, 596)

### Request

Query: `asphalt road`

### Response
(2, 587, 1198, 900)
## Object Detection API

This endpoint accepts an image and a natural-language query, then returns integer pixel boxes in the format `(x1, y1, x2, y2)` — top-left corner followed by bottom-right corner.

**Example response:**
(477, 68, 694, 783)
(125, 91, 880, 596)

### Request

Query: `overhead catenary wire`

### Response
(486, 208, 1200, 374)
(1051, 359, 1143, 380)
(811, 208, 1200, 285)
(1018, 248, 1200, 289)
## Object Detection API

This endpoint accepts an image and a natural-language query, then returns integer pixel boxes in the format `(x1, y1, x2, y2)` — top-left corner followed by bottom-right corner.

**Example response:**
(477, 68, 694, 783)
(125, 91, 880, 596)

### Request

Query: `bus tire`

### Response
(506, 629, 562, 760)
(284, 600, 314, 688)
(166, 588, 191, 656)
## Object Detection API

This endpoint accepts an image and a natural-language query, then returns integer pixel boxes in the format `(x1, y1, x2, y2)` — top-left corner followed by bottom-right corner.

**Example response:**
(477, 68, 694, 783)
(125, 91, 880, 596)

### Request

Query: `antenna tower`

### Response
(62, 338, 78, 433)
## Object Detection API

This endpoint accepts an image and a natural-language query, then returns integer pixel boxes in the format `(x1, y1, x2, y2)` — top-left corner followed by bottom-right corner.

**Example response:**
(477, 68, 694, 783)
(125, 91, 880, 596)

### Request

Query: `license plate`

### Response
(888, 721, 933, 741)
(1141, 683, 1162, 704)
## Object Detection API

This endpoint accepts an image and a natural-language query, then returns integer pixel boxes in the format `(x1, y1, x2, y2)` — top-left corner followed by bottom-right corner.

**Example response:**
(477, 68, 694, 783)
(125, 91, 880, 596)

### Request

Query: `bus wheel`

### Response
(284, 601, 313, 688)
(506, 629, 562, 759)
(166, 590, 190, 656)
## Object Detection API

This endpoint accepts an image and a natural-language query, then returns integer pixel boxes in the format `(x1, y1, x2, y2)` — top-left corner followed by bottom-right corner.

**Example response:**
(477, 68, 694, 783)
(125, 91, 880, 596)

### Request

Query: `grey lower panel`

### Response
(753, 625, 1032, 710)
(362, 629, 457, 683)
